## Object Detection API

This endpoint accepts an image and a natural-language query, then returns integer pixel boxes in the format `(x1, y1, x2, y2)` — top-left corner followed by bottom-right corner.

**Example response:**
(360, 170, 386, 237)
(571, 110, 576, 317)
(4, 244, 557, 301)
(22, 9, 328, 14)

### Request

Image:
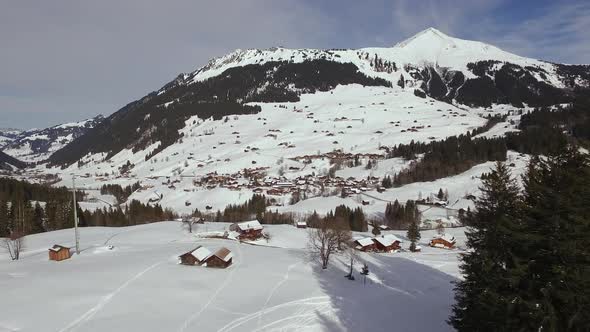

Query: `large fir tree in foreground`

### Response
(450, 161, 523, 331)
(450, 150, 590, 331)
(512, 149, 590, 330)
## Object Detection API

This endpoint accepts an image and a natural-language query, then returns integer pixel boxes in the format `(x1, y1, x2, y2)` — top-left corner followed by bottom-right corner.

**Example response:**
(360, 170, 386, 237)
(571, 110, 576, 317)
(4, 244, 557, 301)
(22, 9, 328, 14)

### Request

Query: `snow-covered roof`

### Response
(355, 237, 375, 247)
(236, 220, 263, 231)
(373, 234, 402, 247)
(191, 246, 212, 261)
(213, 247, 233, 262)
(48, 244, 69, 252)
(433, 233, 456, 243)
(296, 221, 307, 226)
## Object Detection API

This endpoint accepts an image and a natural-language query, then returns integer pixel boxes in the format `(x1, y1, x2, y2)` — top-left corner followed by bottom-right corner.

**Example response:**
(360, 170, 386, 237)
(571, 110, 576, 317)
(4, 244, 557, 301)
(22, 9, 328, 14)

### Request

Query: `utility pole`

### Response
(72, 175, 80, 255)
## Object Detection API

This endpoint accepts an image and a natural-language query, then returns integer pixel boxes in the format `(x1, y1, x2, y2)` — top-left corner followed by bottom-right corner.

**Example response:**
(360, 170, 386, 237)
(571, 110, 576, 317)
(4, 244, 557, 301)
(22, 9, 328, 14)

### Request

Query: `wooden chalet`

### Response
(229, 220, 264, 240)
(354, 237, 376, 252)
(178, 246, 212, 266)
(296, 221, 308, 229)
(204, 247, 233, 268)
(373, 234, 402, 252)
(429, 234, 456, 249)
(48, 245, 71, 261)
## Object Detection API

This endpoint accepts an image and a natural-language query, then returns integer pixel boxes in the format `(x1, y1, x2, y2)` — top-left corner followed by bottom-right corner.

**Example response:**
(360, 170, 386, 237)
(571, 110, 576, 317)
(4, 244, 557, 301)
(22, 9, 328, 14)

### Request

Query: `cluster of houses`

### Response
(354, 234, 404, 253)
(178, 245, 233, 268)
(353, 232, 457, 253)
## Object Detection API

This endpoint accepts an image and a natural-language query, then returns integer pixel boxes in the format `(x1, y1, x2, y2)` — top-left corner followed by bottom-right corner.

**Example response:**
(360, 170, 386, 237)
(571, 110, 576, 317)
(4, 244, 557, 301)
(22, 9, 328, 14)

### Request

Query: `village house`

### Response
(48, 245, 71, 261)
(429, 234, 456, 249)
(178, 246, 212, 266)
(354, 237, 376, 252)
(373, 234, 403, 252)
(229, 220, 264, 240)
(204, 247, 233, 268)
(296, 221, 308, 229)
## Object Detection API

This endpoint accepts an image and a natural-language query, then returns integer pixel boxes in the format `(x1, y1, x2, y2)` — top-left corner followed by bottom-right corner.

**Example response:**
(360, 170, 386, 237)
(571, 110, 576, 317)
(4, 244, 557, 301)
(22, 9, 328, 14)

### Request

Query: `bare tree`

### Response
(436, 222, 445, 235)
(181, 217, 198, 233)
(308, 218, 351, 269)
(1, 231, 25, 261)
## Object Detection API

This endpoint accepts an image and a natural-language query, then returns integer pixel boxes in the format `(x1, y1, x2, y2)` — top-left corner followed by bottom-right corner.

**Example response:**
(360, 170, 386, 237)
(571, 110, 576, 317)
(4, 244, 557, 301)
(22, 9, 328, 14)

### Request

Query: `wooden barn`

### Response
(178, 246, 212, 266)
(205, 247, 233, 268)
(429, 234, 456, 249)
(354, 237, 376, 252)
(48, 245, 71, 261)
(229, 220, 264, 240)
(373, 234, 402, 252)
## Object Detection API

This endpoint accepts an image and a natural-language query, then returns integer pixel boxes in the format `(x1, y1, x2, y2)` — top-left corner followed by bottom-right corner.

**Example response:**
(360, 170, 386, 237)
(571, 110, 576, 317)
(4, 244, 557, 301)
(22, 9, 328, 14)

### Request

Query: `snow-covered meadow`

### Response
(0, 222, 465, 332)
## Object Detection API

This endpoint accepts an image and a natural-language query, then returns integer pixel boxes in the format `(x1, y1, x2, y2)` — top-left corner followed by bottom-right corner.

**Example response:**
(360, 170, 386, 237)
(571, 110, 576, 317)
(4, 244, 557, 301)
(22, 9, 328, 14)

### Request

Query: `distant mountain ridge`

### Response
(40, 27, 590, 166)
(2, 115, 104, 163)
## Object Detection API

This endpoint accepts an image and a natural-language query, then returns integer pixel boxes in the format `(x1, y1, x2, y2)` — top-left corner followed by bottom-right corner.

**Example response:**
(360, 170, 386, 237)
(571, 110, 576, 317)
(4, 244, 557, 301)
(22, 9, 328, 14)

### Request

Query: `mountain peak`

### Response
(395, 27, 454, 48)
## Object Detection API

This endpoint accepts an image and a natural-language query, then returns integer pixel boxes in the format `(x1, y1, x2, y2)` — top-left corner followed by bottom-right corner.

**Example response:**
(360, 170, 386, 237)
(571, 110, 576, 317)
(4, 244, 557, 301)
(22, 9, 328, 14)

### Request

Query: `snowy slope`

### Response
(0, 221, 464, 331)
(3, 115, 103, 163)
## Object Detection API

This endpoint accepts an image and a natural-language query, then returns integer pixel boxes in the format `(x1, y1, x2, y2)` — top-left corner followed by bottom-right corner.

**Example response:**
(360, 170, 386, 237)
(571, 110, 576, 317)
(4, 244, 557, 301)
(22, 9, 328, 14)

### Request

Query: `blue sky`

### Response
(1, 0, 589, 129)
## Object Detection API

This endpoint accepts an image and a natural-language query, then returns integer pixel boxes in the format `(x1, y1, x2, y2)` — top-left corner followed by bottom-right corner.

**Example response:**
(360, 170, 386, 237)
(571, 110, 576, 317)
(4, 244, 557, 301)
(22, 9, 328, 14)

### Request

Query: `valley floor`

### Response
(0, 222, 464, 332)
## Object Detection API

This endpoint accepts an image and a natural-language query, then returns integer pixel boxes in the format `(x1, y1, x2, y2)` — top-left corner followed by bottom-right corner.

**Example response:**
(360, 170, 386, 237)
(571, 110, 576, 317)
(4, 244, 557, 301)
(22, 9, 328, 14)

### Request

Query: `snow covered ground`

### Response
(0, 222, 465, 331)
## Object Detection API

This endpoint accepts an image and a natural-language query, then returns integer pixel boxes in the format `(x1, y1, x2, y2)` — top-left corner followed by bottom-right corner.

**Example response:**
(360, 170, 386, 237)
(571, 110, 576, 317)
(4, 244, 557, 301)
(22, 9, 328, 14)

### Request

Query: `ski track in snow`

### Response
(178, 242, 243, 332)
(217, 296, 331, 332)
(57, 261, 163, 332)
(257, 262, 299, 329)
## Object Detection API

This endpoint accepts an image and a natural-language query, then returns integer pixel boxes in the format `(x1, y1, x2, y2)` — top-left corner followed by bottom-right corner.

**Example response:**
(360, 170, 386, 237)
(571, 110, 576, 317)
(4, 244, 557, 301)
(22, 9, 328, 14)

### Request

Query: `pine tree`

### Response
(31, 203, 45, 234)
(406, 218, 420, 252)
(511, 149, 590, 330)
(0, 200, 8, 237)
(450, 161, 523, 331)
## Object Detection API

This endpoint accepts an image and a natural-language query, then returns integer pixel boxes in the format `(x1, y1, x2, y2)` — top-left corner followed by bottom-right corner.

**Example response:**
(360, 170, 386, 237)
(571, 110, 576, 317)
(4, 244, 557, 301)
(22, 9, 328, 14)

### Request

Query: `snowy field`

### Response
(0, 222, 466, 332)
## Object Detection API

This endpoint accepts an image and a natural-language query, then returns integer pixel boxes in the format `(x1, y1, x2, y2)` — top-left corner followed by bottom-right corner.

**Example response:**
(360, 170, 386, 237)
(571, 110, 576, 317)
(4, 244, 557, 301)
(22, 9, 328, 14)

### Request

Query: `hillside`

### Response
(0, 221, 465, 332)
(47, 28, 589, 168)
(15, 28, 583, 220)
(3, 115, 103, 163)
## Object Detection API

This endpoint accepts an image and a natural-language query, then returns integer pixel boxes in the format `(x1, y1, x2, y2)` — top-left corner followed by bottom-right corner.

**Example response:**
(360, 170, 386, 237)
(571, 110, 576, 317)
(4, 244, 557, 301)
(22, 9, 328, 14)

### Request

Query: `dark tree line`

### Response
(100, 182, 141, 204)
(450, 149, 590, 331)
(384, 200, 420, 230)
(81, 200, 175, 227)
(201, 194, 294, 225)
(306, 205, 367, 232)
(0, 177, 177, 237)
(387, 135, 507, 186)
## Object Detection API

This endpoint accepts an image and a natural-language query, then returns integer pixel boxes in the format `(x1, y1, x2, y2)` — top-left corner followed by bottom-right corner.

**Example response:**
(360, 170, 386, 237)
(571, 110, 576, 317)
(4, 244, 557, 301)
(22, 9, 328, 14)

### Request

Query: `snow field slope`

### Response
(0, 222, 462, 332)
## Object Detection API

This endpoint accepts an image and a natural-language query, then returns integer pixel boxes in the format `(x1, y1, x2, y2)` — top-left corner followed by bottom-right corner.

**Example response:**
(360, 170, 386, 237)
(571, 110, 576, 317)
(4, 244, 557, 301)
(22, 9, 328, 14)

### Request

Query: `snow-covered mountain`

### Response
(0, 128, 22, 149)
(3, 115, 103, 163)
(30, 27, 589, 215)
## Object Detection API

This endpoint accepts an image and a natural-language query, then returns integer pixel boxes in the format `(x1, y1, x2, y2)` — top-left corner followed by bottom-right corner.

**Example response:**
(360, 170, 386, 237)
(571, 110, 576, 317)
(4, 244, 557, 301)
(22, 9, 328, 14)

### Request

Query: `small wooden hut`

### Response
(48, 245, 71, 261)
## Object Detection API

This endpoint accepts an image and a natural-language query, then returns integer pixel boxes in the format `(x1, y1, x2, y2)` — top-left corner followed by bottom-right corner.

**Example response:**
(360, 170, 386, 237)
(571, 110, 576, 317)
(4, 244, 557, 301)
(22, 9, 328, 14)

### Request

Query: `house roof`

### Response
(373, 234, 402, 247)
(296, 222, 307, 226)
(236, 220, 263, 231)
(433, 233, 456, 243)
(191, 246, 212, 262)
(49, 244, 70, 252)
(212, 247, 233, 262)
(355, 237, 374, 247)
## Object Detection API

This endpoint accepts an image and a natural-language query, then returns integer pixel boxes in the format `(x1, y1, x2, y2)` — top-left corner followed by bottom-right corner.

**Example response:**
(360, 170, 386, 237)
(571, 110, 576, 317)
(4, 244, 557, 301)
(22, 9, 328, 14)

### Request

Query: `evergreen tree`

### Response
(0, 200, 8, 237)
(511, 149, 590, 330)
(406, 219, 420, 252)
(31, 203, 45, 234)
(450, 162, 523, 331)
